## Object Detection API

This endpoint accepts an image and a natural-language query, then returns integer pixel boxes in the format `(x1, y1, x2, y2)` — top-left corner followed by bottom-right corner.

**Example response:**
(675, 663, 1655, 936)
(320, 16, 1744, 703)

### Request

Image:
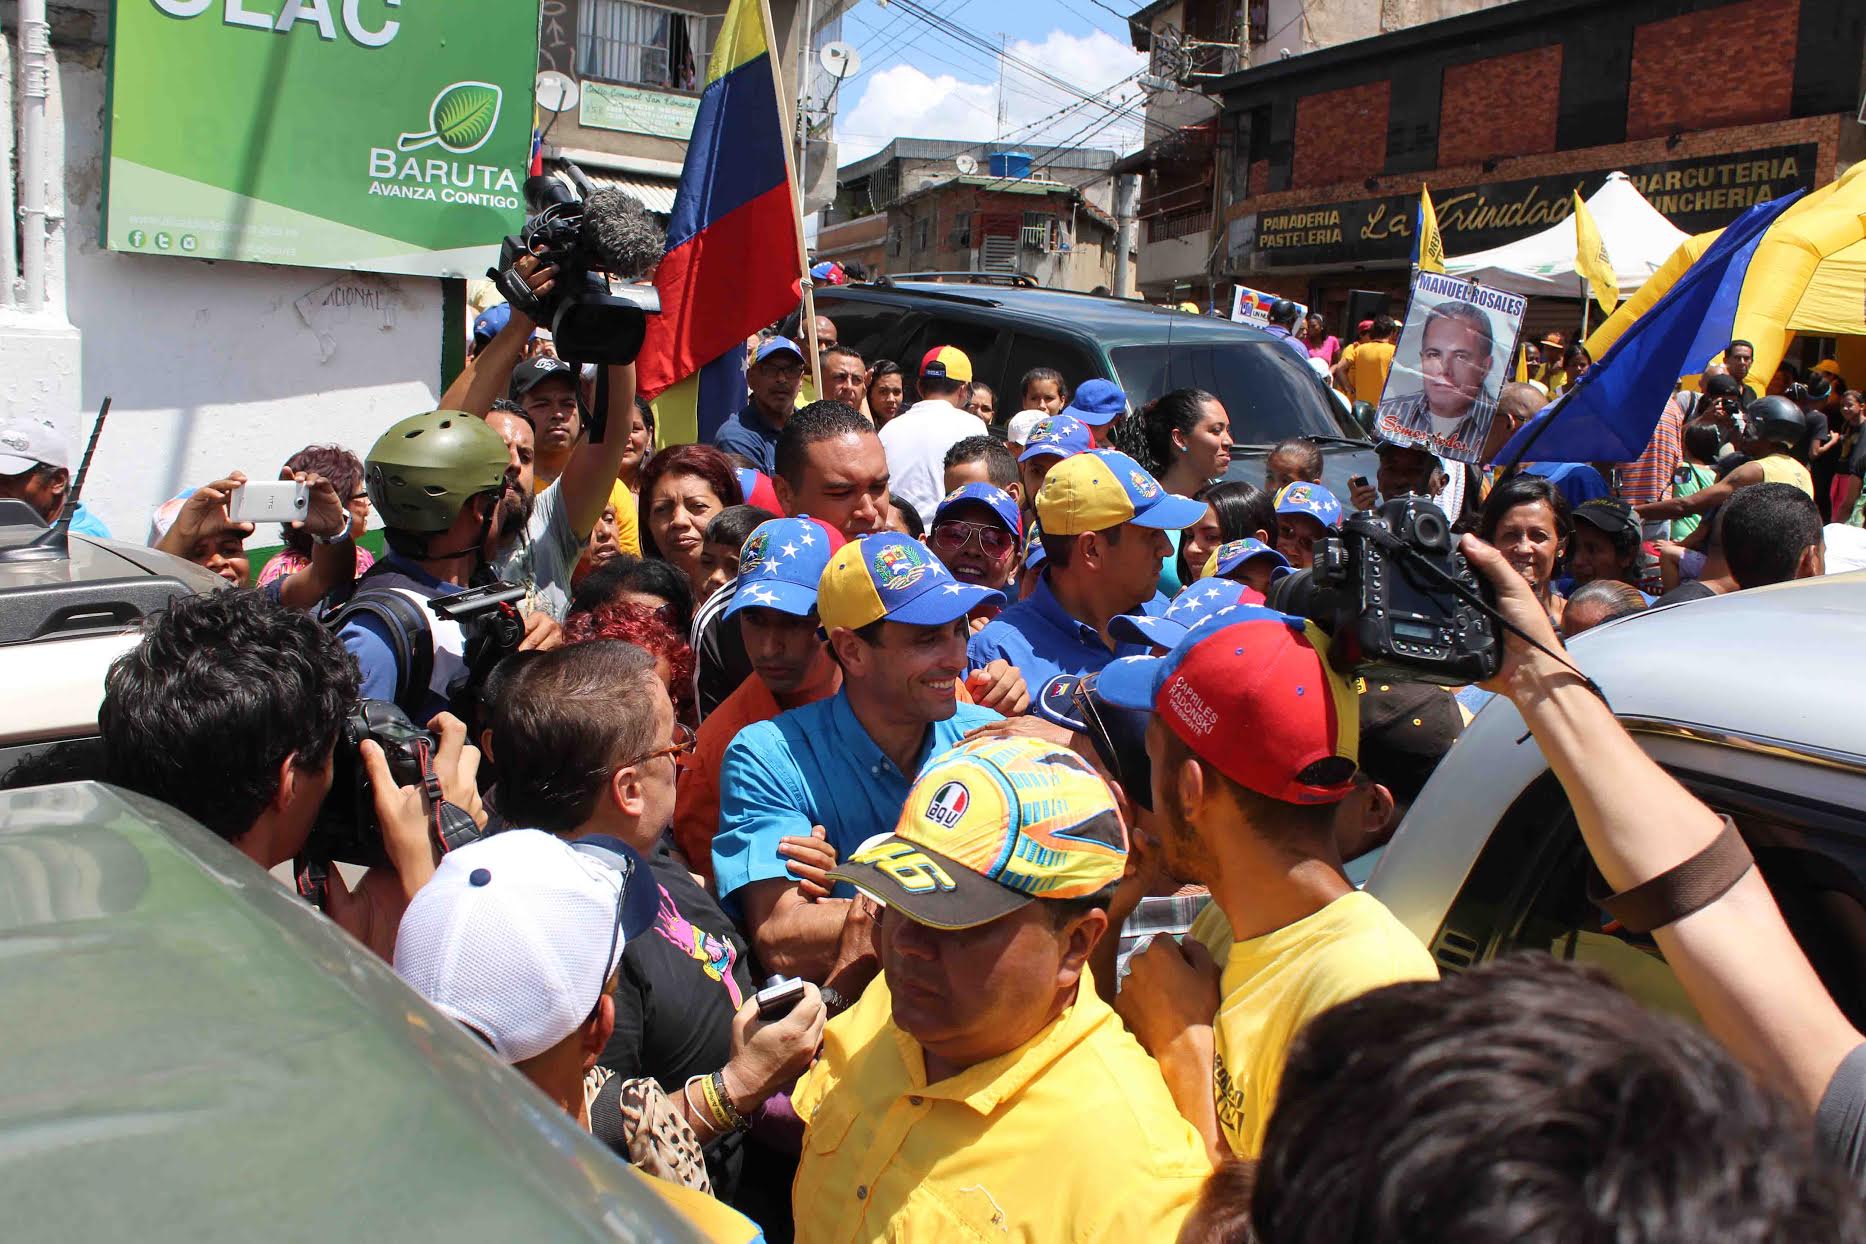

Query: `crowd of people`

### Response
(8, 268, 1866, 1242)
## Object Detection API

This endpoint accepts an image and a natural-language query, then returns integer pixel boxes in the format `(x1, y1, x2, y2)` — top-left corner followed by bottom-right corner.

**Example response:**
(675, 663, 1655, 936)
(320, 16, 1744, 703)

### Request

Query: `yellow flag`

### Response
(1573, 189, 1617, 319)
(1515, 342, 1531, 384)
(1416, 185, 1445, 273)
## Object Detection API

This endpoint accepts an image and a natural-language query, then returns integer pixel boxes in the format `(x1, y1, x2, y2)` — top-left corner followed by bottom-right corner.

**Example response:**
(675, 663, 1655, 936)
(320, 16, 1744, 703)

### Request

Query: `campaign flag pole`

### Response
(636, 0, 806, 448)
(1414, 185, 1446, 275)
(1573, 187, 1617, 336)
(1495, 189, 1803, 470)
(766, 0, 823, 400)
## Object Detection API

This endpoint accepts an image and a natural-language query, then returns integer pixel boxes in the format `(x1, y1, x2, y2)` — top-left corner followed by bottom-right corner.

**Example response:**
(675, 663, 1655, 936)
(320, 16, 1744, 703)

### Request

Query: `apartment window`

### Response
(579, 1, 716, 91)
(913, 216, 931, 252)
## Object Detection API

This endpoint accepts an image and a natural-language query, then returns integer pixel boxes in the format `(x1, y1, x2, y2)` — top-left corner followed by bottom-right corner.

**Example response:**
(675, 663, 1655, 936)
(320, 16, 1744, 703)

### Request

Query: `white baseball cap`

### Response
(393, 830, 657, 1063)
(0, 413, 69, 476)
(1006, 409, 1047, 447)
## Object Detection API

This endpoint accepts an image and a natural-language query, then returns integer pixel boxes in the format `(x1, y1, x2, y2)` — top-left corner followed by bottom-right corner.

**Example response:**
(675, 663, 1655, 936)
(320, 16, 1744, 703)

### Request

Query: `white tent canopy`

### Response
(1444, 172, 1689, 300)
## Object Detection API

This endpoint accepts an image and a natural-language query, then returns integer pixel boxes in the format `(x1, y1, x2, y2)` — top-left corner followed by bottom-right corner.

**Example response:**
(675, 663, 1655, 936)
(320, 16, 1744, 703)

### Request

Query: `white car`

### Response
(1369, 572, 1866, 1029)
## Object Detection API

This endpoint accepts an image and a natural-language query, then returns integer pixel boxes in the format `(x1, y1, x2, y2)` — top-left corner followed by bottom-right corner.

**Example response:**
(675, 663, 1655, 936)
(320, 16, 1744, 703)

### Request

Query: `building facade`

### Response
(818, 140, 1120, 288)
(1208, 0, 1864, 338)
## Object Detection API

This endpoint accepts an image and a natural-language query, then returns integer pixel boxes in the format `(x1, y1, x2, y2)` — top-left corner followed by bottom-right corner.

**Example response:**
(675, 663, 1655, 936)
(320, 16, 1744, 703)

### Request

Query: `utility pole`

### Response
(1113, 173, 1140, 299)
(995, 33, 1006, 141)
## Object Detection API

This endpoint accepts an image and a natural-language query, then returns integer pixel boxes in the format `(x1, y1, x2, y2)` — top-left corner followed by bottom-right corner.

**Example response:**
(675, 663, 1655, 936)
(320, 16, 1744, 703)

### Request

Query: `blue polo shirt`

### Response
(966, 574, 1168, 689)
(713, 403, 782, 475)
(711, 688, 1002, 907)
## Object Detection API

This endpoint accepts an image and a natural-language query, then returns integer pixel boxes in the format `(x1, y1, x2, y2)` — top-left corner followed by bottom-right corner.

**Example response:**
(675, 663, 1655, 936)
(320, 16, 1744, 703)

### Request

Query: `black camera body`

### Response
(304, 699, 436, 870)
(1268, 495, 1500, 687)
(491, 169, 662, 367)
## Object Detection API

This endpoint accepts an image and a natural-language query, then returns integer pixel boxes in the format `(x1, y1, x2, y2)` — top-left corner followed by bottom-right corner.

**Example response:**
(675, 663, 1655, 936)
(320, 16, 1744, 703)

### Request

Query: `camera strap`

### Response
(1366, 526, 1611, 707)
(410, 734, 483, 855)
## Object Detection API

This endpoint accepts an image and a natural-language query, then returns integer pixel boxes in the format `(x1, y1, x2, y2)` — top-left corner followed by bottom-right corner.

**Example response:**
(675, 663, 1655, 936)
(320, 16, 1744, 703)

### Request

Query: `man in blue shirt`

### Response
(1262, 299, 1313, 366)
(713, 336, 805, 474)
(713, 532, 1004, 985)
(970, 448, 1203, 708)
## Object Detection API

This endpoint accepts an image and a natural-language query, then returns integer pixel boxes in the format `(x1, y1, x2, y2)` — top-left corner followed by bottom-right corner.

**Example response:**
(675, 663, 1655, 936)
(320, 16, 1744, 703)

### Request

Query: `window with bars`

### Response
(578, 0, 716, 91)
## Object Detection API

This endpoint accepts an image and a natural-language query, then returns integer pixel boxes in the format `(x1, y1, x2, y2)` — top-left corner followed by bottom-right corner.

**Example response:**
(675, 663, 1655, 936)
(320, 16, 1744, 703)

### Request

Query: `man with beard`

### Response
(335, 382, 616, 720)
(1096, 607, 1437, 1162)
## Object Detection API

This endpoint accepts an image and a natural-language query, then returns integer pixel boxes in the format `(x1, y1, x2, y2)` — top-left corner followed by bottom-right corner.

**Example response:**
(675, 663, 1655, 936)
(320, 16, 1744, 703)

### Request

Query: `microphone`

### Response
(581, 188, 666, 281)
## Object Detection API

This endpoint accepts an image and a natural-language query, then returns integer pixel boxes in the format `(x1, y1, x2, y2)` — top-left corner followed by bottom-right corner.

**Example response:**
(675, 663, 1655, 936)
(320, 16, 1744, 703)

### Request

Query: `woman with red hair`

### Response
(564, 599, 697, 726)
(637, 444, 743, 601)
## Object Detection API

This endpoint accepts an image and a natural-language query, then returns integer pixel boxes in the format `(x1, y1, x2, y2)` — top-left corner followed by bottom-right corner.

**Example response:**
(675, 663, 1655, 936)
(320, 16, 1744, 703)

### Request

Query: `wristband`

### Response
(820, 986, 852, 1016)
(698, 1070, 737, 1134)
(1590, 816, 1753, 934)
(709, 1069, 751, 1132)
(311, 522, 354, 546)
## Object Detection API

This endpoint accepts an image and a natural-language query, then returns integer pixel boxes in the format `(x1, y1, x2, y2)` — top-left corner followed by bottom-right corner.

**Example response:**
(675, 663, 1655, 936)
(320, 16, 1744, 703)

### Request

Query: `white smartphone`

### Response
(227, 480, 310, 524)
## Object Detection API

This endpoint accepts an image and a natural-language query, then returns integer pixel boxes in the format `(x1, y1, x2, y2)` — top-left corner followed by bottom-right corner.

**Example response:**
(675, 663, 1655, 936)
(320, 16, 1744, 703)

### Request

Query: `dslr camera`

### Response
(1267, 495, 1500, 686)
(491, 161, 662, 367)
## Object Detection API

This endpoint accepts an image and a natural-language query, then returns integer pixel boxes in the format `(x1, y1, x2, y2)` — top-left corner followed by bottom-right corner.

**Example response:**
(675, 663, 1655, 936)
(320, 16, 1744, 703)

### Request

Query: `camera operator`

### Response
(99, 589, 485, 958)
(1453, 530, 1866, 1178)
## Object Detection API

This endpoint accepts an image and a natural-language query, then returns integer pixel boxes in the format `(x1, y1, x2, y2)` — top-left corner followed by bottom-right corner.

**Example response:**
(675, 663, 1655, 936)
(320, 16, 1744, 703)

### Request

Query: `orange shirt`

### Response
(674, 661, 978, 885)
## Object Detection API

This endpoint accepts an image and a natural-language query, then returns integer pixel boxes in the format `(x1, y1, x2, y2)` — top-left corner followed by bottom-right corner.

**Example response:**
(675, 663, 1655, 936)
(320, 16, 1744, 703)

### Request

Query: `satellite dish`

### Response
(535, 70, 580, 114)
(820, 41, 861, 80)
(955, 154, 979, 175)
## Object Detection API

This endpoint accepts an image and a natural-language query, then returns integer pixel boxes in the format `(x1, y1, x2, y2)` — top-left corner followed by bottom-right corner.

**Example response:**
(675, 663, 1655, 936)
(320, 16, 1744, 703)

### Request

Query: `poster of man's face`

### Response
(1375, 273, 1526, 465)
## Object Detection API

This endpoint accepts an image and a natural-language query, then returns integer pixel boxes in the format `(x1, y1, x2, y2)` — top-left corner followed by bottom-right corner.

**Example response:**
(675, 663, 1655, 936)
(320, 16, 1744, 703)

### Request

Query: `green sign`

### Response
(579, 81, 701, 140)
(104, 0, 539, 277)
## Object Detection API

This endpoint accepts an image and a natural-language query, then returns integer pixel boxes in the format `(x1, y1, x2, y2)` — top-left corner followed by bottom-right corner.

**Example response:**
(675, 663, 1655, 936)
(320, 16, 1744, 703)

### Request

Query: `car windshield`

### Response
(1110, 340, 1362, 443)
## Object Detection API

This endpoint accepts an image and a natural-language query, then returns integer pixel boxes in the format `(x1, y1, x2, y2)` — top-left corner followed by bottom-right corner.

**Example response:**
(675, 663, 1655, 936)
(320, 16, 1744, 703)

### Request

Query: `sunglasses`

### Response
(620, 721, 696, 770)
(931, 518, 1016, 559)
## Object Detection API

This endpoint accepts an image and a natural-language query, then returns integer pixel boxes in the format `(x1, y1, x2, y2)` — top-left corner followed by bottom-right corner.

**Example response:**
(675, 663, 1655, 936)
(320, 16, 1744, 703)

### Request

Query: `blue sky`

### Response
(830, 0, 1148, 162)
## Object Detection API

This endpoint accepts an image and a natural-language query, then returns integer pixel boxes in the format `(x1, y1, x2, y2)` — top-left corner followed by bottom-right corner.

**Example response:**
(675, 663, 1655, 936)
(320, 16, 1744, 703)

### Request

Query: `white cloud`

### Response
(835, 28, 1146, 163)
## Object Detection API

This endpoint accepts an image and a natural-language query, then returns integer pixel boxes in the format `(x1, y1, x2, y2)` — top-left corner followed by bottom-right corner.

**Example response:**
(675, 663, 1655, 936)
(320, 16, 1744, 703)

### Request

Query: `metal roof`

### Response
(837, 138, 1119, 184)
(562, 164, 679, 215)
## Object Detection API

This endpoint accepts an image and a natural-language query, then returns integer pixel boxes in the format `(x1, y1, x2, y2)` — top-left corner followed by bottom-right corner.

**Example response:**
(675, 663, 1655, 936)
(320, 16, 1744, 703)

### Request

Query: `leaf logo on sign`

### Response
(398, 81, 504, 154)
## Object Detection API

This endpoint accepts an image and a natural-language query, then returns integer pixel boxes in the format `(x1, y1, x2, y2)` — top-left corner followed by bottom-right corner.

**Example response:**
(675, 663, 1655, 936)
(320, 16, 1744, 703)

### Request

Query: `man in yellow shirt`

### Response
(1333, 314, 1398, 403)
(791, 735, 1212, 1243)
(1098, 605, 1438, 1161)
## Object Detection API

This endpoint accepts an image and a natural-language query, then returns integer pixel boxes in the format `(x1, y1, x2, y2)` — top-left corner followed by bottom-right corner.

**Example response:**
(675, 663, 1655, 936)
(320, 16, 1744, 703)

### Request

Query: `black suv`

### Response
(792, 277, 1377, 493)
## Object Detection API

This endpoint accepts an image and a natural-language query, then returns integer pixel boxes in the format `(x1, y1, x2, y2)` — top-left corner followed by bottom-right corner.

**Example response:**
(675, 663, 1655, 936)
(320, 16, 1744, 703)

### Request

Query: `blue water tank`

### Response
(987, 150, 1033, 179)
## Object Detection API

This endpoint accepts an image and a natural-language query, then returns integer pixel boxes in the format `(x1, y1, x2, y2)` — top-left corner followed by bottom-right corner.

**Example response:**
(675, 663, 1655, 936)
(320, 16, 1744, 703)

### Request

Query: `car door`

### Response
(1426, 760, 1866, 1033)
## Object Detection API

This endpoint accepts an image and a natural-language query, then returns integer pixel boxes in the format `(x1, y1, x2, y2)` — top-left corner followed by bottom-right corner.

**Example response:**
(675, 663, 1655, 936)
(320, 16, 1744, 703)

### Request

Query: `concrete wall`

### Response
(49, 48, 443, 543)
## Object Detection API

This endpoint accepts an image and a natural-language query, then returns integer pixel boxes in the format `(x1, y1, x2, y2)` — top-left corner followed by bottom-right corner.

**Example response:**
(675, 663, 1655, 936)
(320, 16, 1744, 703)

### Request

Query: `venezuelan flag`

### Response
(638, 0, 802, 446)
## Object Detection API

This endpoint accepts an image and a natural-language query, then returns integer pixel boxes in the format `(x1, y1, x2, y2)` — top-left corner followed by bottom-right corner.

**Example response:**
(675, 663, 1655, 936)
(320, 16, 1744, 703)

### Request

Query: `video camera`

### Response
(491, 161, 662, 368)
(1266, 495, 1501, 687)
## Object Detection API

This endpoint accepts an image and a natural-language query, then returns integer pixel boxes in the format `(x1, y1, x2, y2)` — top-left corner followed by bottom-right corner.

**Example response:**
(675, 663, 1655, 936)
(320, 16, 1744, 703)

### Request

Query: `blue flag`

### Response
(1493, 190, 1804, 467)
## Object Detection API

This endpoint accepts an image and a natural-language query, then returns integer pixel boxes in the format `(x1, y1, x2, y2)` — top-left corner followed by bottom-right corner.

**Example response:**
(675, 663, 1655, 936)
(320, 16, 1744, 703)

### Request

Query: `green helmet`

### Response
(364, 410, 511, 533)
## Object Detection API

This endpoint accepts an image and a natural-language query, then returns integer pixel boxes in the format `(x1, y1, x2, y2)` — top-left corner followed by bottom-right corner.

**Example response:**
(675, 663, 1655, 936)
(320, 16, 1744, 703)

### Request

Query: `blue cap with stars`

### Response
(934, 481, 1022, 535)
(1274, 481, 1343, 529)
(1204, 537, 1292, 582)
(722, 517, 839, 621)
(1109, 578, 1261, 650)
(1017, 414, 1094, 464)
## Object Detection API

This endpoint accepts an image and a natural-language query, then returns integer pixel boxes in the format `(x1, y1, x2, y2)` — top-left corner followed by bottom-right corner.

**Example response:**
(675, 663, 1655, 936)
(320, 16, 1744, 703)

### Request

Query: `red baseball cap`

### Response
(1097, 605, 1360, 805)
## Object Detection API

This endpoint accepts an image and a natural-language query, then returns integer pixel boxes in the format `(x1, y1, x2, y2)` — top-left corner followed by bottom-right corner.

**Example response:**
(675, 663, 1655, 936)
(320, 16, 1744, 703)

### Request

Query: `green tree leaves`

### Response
(397, 81, 503, 154)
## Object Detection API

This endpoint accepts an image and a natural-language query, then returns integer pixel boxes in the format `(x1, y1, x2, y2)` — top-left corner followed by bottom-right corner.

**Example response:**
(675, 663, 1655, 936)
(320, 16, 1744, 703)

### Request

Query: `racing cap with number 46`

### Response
(828, 735, 1129, 929)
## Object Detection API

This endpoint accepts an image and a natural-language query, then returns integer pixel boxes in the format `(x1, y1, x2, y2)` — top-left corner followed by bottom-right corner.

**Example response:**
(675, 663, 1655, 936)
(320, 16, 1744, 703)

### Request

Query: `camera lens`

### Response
(1409, 508, 1449, 551)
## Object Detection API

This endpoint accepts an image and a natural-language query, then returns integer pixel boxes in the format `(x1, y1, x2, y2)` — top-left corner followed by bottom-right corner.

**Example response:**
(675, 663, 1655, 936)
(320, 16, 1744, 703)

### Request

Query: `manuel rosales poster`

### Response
(1374, 271, 1527, 464)
(104, 0, 538, 277)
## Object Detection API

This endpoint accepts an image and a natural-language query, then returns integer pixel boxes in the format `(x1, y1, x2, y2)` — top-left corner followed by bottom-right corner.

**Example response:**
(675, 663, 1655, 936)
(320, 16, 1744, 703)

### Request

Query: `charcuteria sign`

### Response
(104, 0, 538, 276)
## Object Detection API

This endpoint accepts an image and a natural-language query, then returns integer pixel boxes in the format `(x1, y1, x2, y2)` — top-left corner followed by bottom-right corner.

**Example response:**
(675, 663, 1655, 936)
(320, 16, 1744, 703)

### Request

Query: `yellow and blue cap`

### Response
(1203, 537, 1292, 582)
(817, 532, 1003, 631)
(1035, 449, 1207, 535)
(828, 735, 1129, 929)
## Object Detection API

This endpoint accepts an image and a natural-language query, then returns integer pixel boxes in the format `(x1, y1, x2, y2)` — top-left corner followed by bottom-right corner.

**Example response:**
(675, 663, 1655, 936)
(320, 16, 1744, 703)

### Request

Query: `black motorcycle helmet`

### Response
(1746, 394, 1807, 453)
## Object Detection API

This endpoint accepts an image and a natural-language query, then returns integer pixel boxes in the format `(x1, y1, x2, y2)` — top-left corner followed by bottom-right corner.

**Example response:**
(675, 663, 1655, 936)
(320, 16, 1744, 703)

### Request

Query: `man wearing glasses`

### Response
(485, 640, 827, 1213)
(926, 483, 1021, 623)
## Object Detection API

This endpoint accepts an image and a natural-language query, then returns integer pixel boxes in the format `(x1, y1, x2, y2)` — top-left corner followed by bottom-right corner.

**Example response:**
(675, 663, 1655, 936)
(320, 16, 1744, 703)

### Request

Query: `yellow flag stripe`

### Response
(1573, 189, 1618, 318)
(706, 0, 771, 86)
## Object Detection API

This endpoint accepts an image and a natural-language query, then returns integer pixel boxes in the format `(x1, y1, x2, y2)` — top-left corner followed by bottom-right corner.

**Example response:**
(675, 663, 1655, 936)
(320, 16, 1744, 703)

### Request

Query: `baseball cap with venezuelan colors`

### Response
(1017, 414, 1094, 464)
(919, 345, 973, 384)
(816, 532, 1003, 631)
(1036, 449, 1206, 535)
(723, 517, 843, 621)
(1098, 604, 1360, 805)
(828, 735, 1128, 929)
(1274, 481, 1343, 529)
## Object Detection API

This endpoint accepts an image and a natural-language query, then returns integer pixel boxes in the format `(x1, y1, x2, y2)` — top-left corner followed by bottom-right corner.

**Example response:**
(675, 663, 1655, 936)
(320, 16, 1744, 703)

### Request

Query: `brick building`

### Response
(1208, 0, 1864, 338)
(816, 140, 1120, 287)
